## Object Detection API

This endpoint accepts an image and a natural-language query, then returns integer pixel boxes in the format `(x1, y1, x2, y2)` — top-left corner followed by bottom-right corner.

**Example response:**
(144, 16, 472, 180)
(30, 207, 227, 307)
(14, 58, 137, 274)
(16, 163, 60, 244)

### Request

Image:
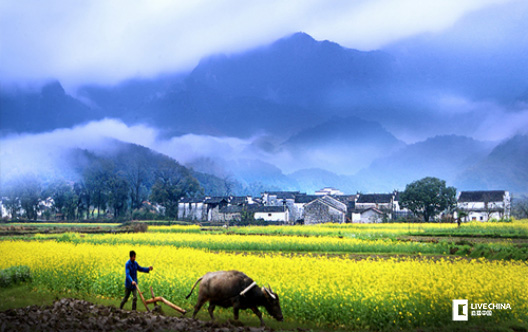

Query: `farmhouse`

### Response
(177, 198, 205, 221)
(456, 190, 511, 221)
(213, 205, 244, 223)
(261, 191, 299, 206)
(288, 194, 319, 223)
(351, 207, 384, 223)
(303, 196, 347, 224)
(355, 193, 394, 220)
(254, 206, 289, 222)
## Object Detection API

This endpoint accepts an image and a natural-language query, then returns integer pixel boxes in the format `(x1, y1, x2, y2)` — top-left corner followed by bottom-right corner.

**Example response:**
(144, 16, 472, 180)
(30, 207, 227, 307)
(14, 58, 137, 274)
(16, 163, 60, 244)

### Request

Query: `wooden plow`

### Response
(135, 284, 186, 314)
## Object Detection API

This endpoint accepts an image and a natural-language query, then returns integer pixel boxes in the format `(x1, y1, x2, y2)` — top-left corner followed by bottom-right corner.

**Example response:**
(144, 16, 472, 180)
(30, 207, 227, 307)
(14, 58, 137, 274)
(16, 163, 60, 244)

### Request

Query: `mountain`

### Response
(188, 32, 396, 107)
(0, 81, 98, 135)
(455, 135, 528, 193)
(187, 157, 299, 196)
(284, 116, 404, 148)
(2, 31, 526, 194)
(282, 116, 406, 174)
(2, 32, 397, 138)
(355, 135, 495, 191)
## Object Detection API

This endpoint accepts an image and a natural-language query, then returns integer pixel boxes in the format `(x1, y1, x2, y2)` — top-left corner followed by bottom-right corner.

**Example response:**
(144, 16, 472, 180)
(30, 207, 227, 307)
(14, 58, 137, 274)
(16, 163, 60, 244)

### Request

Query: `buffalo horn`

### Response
(264, 285, 277, 300)
(240, 281, 257, 296)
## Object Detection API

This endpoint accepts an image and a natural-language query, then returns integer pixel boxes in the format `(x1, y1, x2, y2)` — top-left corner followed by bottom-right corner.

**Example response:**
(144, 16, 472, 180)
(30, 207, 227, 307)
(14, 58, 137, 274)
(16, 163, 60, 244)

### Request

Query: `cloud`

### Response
(0, 117, 381, 186)
(0, 119, 281, 183)
(0, 0, 511, 88)
(0, 119, 159, 182)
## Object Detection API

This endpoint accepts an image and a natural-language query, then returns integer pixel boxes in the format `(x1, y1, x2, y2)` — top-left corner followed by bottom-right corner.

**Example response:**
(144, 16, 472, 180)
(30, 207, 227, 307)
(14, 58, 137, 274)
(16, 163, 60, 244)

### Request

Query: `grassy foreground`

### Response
(1, 240, 527, 331)
(1, 221, 528, 331)
(1, 283, 527, 332)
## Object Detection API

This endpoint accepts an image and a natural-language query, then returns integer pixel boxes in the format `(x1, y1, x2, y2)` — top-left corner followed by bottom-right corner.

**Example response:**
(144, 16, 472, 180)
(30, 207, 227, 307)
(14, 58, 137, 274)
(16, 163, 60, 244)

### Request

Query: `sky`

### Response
(1, 0, 528, 191)
(0, 0, 521, 89)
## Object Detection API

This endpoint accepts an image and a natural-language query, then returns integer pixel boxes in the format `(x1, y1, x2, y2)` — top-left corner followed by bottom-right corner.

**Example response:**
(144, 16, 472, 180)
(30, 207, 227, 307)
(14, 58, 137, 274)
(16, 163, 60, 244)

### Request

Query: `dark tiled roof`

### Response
(204, 197, 229, 204)
(294, 195, 319, 204)
(179, 197, 205, 203)
(458, 191, 506, 203)
(319, 196, 347, 213)
(350, 207, 383, 214)
(334, 195, 357, 203)
(254, 206, 287, 213)
(229, 196, 247, 205)
(357, 194, 393, 204)
(219, 205, 245, 214)
(306, 196, 346, 213)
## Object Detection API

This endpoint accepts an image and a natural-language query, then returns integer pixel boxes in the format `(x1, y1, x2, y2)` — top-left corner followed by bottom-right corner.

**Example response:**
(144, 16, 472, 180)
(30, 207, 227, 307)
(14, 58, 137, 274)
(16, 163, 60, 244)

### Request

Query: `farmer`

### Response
(119, 250, 153, 310)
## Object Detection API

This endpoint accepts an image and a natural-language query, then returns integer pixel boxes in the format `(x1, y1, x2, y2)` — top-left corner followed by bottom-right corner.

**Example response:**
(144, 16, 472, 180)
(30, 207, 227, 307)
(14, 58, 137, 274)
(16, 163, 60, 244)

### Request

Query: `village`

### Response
(178, 188, 512, 224)
(0, 185, 511, 224)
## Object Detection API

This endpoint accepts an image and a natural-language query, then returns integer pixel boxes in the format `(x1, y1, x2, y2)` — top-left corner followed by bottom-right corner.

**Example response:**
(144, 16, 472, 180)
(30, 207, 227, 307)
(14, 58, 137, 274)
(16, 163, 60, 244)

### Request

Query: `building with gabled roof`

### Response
(261, 191, 302, 206)
(457, 190, 511, 221)
(303, 196, 347, 224)
(177, 197, 206, 221)
(355, 193, 395, 220)
(254, 206, 289, 222)
(351, 207, 384, 223)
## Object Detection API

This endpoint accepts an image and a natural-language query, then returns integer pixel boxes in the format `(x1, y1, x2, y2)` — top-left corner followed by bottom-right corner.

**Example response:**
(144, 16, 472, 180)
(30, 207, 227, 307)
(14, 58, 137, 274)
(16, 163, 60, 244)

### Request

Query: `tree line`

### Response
(1, 146, 202, 221)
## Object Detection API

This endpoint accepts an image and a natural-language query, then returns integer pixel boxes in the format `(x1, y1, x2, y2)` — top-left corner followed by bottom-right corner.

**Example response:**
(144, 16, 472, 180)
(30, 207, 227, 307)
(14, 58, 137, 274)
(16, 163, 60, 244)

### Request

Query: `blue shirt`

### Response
(125, 259, 150, 289)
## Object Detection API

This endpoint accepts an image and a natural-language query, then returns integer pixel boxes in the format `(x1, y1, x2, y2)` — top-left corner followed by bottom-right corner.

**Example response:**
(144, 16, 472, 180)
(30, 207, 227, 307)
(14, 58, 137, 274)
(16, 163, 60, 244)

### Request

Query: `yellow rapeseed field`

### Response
(150, 220, 528, 238)
(0, 239, 526, 329)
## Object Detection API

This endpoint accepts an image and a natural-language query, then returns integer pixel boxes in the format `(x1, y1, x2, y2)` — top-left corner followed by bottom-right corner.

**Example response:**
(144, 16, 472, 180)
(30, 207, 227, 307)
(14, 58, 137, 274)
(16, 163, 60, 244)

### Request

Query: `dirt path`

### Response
(0, 298, 281, 332)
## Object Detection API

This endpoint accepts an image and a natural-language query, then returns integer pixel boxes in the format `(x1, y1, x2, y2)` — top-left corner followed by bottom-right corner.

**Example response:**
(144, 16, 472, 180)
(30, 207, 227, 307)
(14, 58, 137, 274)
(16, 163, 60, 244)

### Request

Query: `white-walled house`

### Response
(351, 207, 384, 223)
(261, 191, 299, 207)
(177, 198, 206, 221)
(456, 190, 511, 221)
(355, 193, 394, 220)
(254, 206, 289, 222)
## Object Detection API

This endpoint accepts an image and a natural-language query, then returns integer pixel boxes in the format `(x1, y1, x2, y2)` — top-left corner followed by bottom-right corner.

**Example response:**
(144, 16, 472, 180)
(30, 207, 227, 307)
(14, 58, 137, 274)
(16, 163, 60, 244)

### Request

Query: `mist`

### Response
(1, 0, 516, 89)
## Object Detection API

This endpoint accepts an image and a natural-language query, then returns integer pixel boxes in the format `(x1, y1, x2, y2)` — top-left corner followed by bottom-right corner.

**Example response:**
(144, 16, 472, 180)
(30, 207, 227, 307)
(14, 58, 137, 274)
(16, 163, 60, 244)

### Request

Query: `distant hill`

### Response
(0, 81, 98, 134)
(355, 135, 495, 191)
(455, 135, 528, 193)
(288, 168, 356, 194)
(284, 116, 404, 148)
(187, 157, 299, 196)
(283, 116, 405, 174)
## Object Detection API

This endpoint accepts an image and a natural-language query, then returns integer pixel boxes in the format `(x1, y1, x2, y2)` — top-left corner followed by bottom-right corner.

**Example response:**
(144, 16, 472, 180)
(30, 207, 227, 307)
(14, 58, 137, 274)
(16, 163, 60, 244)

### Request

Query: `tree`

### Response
(48, 180, 77, 220)
(399, 177, 457, 222)
(73, 181, 90, 220)
(107, 171, 130, 218)
(223, 176, 235, 197)
(1, 181, 21, 219)
(127, 160, 148, 211)
(512, 195, 528, 219)
(83, 160, 112, 219)
(18, 175, 42, 220)
(150, 160, 202, 219)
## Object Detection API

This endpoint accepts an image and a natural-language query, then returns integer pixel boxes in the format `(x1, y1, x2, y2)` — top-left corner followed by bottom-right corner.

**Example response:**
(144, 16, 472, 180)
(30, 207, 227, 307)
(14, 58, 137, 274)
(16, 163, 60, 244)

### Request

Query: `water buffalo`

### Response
(185, 270, 283, 326)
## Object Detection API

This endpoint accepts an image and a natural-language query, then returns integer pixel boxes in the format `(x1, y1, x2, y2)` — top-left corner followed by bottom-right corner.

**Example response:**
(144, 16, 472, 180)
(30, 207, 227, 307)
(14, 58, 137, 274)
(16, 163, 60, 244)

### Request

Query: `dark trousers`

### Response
(120, 288, 137, 310)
